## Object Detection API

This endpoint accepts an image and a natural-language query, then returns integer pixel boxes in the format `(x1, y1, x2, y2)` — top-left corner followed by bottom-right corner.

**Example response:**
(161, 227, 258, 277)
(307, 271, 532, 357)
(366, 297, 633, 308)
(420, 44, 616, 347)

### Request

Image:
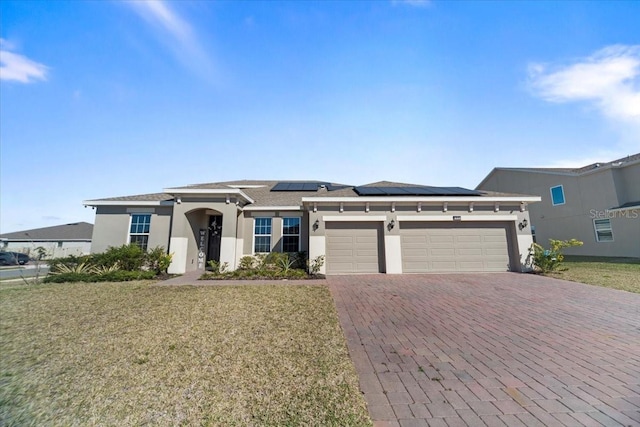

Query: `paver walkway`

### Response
(328, 273, 640, 427)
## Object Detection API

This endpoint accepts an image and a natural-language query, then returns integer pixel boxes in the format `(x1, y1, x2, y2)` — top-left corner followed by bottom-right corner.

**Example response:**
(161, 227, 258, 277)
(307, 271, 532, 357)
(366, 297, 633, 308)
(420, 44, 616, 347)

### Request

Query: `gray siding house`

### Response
(0, 222, 94, 258)
(477, 154, 640, 258)
(84, 180, 540, 275)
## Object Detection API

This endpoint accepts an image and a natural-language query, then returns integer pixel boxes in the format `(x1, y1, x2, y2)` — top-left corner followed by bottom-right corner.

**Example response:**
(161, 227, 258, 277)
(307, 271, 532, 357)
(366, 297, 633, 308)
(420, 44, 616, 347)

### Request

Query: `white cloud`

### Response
(126, 1, 215, 81)
(392, 0, 432, 8)
(0, 39, 48, 83)
(528, 45, 640, 124)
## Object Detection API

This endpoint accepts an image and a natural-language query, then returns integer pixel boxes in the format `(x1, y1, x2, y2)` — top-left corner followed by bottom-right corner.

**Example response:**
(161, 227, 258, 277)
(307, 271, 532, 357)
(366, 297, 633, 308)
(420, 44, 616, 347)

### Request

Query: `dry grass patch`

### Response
(547, 256, 640, 293)
(0, 281, 371, 426)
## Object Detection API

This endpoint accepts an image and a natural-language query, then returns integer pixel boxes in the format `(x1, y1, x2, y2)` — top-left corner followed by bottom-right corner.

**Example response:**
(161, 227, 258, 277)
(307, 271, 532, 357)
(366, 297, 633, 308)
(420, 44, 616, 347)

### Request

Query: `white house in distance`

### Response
(83, 180, 540, 275)
(0, 222, 94, 259)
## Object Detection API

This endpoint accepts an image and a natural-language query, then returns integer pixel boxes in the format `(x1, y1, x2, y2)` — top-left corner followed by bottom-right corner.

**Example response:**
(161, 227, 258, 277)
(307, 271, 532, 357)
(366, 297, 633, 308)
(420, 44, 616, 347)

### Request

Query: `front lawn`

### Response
(0, 281, 371, 426)
(546, 256, 640, 293)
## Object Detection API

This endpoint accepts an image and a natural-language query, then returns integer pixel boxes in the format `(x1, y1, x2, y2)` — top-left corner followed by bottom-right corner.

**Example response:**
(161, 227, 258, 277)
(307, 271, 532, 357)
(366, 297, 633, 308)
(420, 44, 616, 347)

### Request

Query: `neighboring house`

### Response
(83, 180, 540, 275)
(0, 222, 94, 259)
(477, 154, 640, 258)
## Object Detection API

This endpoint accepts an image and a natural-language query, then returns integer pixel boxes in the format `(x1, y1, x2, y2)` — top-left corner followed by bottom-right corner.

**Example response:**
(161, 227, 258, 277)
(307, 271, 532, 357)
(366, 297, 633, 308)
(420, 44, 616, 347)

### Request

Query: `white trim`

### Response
(550, 185, 565, 206)
(162, 188, 255, 204)
(323, 215, 386, 222)
(83, 200, 173, 207)
(281, 217, 301, 252)
(397, 215, 517, 222)
(244, 205, 301, 211)
(252, 217, 272, 254)
(302, 196, 540, 203)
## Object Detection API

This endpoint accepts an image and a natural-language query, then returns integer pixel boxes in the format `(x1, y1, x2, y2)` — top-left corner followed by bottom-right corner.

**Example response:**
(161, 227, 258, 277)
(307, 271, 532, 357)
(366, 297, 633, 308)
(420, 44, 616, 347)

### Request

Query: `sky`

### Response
(1, 0, 639, 233)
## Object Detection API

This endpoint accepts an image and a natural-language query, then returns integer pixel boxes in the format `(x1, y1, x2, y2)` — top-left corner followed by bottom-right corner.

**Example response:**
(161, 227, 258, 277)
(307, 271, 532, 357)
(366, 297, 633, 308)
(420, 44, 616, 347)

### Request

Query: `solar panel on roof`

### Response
(271, 181, 327, 192)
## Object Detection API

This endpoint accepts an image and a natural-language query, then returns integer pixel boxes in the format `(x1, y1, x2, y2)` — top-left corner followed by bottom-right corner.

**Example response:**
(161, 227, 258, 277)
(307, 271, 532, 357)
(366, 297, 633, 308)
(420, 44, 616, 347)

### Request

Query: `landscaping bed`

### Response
(0, 281, 371, 426)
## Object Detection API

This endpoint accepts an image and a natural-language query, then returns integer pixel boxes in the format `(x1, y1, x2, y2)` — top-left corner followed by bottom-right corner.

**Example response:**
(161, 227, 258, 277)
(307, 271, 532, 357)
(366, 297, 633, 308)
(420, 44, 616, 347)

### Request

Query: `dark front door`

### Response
(207, 215, 223, 263)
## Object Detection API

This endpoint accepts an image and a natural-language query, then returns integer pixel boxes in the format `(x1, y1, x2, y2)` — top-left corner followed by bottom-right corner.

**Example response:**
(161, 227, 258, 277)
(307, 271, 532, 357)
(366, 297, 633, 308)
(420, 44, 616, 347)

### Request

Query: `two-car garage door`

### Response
(401, 222, 512, 273)
(324, 220, 513, 274)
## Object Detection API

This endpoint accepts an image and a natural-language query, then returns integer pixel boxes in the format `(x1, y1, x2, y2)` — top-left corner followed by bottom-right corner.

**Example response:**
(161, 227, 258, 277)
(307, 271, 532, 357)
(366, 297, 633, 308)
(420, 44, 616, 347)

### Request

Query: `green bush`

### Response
(531, 239, 584, 273)
(93, 244, 146, 271)
(43, 270, 156, 283)
(146, 247, 173, 274)
(48, 255, 92, 272)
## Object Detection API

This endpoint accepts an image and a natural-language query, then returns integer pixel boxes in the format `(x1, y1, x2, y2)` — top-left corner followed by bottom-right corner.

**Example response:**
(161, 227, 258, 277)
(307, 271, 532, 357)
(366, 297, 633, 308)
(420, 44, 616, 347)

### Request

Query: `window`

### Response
(531, 225, 537, 244)
(282, 217, 300, 252)
(254, 217, 272, 253)
(130, 214, 151, 250)
(594, 219, 614, 242)
(550, 185, 565, 206)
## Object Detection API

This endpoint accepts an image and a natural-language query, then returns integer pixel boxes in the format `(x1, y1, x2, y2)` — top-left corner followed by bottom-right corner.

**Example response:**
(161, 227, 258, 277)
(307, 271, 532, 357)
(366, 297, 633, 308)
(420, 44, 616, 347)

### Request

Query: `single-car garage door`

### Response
(326, 222, 384, 274)
(401, 222, 512, 273)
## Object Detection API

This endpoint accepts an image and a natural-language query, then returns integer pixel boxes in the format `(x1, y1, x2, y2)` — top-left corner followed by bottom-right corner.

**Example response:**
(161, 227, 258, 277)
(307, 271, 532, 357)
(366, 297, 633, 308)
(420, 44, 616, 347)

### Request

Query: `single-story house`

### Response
(83, 180, 540, 275)
(477, 153, 640, 258)
(0, 222, 94, 259)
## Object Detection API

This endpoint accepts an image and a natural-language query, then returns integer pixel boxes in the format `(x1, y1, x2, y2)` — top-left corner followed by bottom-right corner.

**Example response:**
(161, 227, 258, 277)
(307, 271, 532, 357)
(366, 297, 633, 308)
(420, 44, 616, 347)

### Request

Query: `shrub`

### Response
(93, 244, 146, 271)
(307, 255, 325, 275)
(146, 247, 172, 274)
(43, 270, 156, 283)
(48, 255, 92, 272)
(238, 256, 257, 270)
(531, 239, 584, 273)
(49, 262, 97, 275)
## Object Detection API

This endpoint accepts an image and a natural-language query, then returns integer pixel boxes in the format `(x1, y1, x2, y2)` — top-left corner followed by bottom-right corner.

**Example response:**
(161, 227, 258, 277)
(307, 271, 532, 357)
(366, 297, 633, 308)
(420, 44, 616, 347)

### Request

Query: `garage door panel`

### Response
(326, 223, 383, 274)
(458, 248, 483, 256)
(430, 248, 455, 256)
(400, 222, 512, 273)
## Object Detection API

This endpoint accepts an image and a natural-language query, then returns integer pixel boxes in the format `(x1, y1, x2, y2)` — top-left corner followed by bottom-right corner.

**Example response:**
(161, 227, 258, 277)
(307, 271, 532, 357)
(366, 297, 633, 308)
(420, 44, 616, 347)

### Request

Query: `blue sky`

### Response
(1, 0, 639, 233)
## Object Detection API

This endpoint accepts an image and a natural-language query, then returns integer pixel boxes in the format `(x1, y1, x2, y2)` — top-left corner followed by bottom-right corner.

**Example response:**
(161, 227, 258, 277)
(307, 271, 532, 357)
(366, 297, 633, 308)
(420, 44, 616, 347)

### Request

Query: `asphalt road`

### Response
(0, 264, 50, 280)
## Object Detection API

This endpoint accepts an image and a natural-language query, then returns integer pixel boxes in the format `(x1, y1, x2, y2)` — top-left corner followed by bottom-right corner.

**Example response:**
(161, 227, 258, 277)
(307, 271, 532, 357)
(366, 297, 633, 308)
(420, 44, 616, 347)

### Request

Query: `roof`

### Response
(476, 152, 640, 190)
(85, 180, 538, 208)
(490, 152, 640, 176)
(0, 222, 94, 241)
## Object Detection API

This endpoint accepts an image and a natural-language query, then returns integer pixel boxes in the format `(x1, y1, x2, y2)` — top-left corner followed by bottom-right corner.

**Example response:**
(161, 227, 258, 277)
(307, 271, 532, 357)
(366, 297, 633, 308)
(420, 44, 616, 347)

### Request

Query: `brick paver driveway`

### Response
(328, 274, 640, 427)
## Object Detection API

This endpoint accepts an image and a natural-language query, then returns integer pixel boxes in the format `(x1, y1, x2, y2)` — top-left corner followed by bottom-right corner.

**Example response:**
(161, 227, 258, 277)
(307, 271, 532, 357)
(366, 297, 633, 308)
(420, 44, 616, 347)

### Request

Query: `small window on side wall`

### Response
(594, 219, 614, 242)
(550, 185, 565, 206)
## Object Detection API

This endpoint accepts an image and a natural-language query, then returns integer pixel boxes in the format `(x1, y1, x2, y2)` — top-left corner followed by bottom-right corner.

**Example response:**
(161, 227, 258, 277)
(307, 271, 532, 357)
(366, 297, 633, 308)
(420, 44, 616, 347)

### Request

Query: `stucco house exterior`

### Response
(0, 222, 94, 259)
(477, 154, 640, 258)
(83, 180, 540, 275)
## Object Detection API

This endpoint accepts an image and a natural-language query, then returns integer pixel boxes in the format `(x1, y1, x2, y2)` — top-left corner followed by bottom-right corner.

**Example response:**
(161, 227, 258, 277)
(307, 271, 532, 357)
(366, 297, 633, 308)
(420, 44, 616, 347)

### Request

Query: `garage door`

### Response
(400, 222, 511, 273)
(326, 222, 384, 274)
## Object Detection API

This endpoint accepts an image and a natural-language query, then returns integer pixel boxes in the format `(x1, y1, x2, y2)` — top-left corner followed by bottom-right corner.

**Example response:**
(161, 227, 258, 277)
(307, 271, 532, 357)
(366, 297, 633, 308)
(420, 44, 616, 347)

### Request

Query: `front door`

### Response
(207, 215, 223, 263)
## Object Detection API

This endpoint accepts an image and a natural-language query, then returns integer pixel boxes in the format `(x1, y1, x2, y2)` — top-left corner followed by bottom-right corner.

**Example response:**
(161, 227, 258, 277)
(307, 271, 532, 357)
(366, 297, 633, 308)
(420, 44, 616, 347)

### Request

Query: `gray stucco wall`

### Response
(241, 211, 308, 255)
(90, 205, 173, 254)
(479, 167, 640, 257)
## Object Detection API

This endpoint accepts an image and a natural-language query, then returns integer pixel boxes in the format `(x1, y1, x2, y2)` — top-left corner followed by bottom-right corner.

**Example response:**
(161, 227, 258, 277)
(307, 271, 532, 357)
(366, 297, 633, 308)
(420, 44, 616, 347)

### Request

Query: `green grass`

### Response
(546, 256, 640, 293)
(0, 281, 371, 426)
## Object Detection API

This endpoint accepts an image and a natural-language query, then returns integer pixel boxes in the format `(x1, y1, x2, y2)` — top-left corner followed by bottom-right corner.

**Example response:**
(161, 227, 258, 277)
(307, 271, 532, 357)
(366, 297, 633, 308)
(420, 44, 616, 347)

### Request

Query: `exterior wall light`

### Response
(313, 219, 320, 231)
(387, 219, 395, 231)
(518, 219, 528, 230)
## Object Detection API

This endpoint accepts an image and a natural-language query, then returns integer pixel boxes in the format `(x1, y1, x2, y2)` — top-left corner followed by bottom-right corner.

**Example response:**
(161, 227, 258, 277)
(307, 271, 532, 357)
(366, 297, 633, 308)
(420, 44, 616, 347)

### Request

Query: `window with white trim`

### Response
(593, 219, 613, 242)
(254, 217, 272, 253)
(550, 185, 565, 206)
(282, 217, 300, 252)
(130, 214, 151, 250)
